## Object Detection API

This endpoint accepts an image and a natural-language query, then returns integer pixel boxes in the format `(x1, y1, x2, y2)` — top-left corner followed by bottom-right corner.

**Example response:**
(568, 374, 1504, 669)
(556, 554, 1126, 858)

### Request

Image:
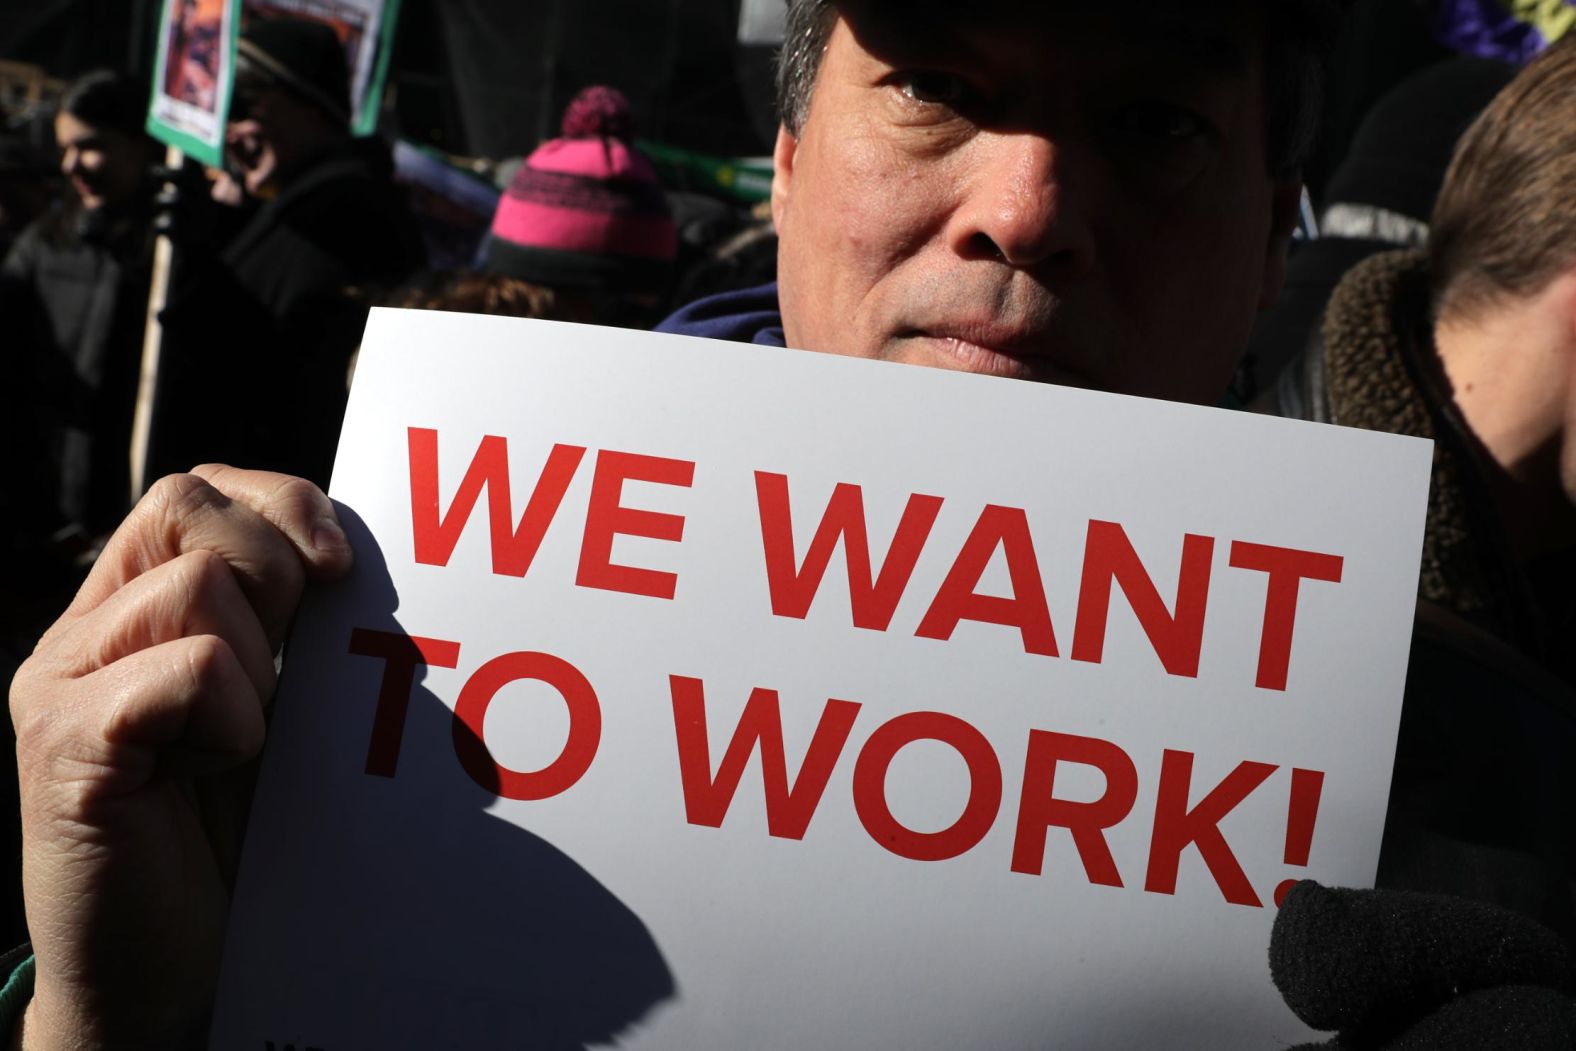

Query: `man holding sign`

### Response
(0, 1, 1523, 1048)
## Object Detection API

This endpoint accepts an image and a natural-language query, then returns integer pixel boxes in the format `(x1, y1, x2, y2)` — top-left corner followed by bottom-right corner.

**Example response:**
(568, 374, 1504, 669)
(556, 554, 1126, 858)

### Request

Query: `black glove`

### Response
(1270, 881, 1576, 1049)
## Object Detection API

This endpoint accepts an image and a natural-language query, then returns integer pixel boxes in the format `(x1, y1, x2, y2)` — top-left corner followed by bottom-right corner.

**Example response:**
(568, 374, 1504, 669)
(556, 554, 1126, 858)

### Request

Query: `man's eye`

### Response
(1112, 103, 1210, 143)
(895, 71, 966, 106)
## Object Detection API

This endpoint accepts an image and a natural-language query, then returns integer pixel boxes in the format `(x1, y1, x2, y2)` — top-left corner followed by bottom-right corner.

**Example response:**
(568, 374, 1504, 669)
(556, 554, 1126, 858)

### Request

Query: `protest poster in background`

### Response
(243, 0, 401, 134)
(209, 311, 1432, 1049)
(147, 0, 238, 165)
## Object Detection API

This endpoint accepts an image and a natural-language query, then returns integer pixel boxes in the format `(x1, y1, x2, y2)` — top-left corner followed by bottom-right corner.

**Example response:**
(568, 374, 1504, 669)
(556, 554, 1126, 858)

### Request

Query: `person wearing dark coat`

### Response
(149, 18, 423, 488)
(1263, 39, 1576, 1048)
(0, 67, 162, 969)
(0, 71, 158, 556)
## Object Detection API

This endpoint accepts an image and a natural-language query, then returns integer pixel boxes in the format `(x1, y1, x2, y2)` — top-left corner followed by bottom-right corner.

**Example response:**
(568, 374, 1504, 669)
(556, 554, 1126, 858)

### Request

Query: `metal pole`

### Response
(129, 144, 181, 501)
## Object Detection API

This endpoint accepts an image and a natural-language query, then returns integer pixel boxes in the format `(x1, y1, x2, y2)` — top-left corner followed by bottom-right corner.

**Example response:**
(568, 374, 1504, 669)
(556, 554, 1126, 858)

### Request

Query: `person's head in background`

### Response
(54, 71, 158, 215)
(382, 270, 566, 320)
(1318, 58, 1516, 249)
(1427, 37, 1576, 538)
(227, 17, 352, 197)
(482, 85, 678, 329)
(1239, 56, 1515, 398)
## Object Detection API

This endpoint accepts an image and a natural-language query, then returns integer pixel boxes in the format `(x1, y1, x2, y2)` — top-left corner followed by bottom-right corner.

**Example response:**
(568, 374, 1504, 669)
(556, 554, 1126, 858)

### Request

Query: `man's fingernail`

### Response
(312, 518, 348, 554)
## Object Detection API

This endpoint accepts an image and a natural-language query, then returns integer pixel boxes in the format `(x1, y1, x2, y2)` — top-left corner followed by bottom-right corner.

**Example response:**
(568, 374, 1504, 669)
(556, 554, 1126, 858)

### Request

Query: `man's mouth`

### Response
(902, 326, 1084, 384)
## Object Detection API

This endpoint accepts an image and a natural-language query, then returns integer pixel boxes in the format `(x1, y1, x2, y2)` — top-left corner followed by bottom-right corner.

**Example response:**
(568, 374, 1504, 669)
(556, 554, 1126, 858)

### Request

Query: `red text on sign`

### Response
(348, 629, 603, 801)
(668, 675, 1325, 908)
(756, 474, 1344, 691)
(408, 428, 694, 600)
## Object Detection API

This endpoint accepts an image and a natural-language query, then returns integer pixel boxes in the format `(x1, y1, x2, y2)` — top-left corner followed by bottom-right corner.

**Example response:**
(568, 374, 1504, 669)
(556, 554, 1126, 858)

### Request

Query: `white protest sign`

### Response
(210, 309, 1432, 1050)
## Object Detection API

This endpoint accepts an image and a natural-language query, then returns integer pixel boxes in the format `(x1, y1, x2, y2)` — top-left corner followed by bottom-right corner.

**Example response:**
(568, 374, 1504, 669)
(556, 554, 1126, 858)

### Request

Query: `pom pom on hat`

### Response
(485, 85, 677, 294)
(561, 86, 634, 140)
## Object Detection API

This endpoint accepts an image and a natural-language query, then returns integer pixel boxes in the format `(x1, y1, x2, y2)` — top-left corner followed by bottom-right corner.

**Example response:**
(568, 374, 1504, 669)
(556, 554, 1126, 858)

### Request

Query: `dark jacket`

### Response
(656, 281, 784, 346)
(151, 138, 423, 487)
(1264, 250, 1576, 935)
(0, 202, 154, 543)
(1242, 235, 1399, 399)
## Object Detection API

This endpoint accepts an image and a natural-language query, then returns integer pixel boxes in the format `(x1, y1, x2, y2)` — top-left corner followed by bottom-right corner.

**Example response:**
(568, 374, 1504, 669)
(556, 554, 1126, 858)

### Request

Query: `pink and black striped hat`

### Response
(485, 86, 678, 293)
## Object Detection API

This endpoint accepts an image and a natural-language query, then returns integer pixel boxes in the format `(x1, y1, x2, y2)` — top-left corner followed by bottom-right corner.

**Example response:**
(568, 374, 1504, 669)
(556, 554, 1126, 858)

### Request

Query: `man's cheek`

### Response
(828, 131, 928, 226)
(833, 175, 944, 279)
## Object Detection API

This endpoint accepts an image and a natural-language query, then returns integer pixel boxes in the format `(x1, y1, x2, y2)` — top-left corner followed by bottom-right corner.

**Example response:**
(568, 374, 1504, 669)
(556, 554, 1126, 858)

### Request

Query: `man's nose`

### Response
(950, 133, 1095, 276)
(60, 147, 78, 178)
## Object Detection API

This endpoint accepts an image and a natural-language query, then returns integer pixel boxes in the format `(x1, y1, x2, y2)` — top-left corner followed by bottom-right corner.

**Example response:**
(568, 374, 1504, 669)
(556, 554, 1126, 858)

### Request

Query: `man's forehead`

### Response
(834, 0, 1262, 74)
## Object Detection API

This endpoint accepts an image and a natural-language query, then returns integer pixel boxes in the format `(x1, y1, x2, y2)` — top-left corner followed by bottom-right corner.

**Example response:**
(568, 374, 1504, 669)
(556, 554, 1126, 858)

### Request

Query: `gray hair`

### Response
(774, 0, 1342, 180)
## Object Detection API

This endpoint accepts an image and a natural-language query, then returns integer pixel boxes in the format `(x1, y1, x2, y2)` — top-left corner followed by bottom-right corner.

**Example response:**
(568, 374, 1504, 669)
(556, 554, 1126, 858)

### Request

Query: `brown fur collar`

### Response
(1320, 249, 1524, 639)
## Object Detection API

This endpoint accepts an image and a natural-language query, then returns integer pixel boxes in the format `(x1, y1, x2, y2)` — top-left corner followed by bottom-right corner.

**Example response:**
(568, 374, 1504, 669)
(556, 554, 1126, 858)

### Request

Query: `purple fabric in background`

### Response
(1432, 0, 1574, 64)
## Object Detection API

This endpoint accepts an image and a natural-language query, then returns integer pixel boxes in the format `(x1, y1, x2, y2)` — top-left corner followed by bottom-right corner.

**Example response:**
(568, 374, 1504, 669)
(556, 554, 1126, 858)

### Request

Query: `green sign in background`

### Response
(145, 0, 241, 167)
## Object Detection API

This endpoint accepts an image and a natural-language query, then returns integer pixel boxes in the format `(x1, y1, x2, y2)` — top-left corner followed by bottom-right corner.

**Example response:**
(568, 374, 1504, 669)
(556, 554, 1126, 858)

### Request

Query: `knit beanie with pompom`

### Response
(485, 86, 678, 294)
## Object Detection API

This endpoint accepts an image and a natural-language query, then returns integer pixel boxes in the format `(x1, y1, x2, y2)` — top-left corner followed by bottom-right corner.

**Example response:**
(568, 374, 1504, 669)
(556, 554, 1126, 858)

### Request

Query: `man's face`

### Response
(55, 112, 148, 212)
(226, 82, 323, 196)
(771, 1, 1300, 404)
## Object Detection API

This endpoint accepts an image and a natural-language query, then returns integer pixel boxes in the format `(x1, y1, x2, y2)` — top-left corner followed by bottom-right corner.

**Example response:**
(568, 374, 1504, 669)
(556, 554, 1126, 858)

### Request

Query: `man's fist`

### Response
(8, 467, 352, 1049)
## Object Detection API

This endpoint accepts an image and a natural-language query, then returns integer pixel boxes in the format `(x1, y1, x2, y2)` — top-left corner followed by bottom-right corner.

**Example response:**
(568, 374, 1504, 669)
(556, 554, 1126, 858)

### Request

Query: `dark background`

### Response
(1, 0, 777, 158)
(2, 0, 1454, 184)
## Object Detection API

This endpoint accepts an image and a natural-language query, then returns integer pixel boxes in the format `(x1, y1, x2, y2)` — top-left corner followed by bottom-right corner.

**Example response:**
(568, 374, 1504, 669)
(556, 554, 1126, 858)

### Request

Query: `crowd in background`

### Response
(0, 20, 775, 695)
(1, 4, 1575, 1041)
(0, 17, 782, 948)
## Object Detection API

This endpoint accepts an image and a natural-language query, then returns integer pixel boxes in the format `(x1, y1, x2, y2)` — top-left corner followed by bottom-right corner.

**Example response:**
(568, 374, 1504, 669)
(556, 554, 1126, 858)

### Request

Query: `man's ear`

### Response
(1258, 179, 1305, 311)
(770, 124, 799, 234)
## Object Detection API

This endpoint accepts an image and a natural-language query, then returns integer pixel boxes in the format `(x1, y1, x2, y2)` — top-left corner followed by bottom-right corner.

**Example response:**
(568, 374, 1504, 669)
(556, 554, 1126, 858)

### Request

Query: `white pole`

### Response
(130, 143, 181, 502)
